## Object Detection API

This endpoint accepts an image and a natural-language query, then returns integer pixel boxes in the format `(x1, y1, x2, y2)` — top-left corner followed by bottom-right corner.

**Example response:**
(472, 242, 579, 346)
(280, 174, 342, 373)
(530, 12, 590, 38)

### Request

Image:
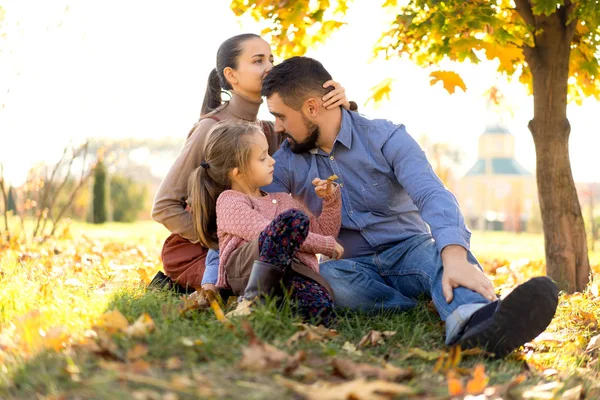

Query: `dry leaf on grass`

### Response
(331, 358, 413, 382)
(97, 309, 129, 333)
(238, 321, 299, 371)
(399, 347, 444, 361)
(126, 343, 149, 360)
(166, 356, 183, 370)
(446, 370, 464, 396)
(585, 334, 600, 353)
(276, 375, 417, 400)
(465, 364, 489, 395)
(124, 313, 155, 338)
(287, 323, 338, 347)
(357, 330, 396, 348)
(342, 341, 363, 355)
(226, 298, 254, 318)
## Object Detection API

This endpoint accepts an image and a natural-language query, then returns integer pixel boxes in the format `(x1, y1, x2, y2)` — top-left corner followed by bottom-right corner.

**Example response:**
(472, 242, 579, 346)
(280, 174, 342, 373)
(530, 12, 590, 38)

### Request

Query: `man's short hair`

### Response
(261, 56, 333, 110)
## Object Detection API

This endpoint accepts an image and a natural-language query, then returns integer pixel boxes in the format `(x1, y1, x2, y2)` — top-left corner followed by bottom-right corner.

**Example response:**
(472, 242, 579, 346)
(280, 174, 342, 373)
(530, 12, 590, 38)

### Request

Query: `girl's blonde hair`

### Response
(188, 120, 261, 249)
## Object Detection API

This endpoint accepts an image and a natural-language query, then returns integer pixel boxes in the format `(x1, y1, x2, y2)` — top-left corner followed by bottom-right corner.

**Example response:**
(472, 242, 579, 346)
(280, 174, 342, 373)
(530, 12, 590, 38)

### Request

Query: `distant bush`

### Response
(110, 174, 147, 223)
(93, 160, 108, 224)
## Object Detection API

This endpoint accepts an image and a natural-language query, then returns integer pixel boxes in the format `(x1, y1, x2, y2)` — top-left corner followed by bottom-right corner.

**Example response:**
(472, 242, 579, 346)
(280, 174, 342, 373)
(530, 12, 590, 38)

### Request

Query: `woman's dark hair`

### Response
(200, 33, 261, 118)
(188, 120, 260, 249)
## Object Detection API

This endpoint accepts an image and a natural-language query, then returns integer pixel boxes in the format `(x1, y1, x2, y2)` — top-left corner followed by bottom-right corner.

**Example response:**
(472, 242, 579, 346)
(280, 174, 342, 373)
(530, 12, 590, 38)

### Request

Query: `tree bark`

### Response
(525, 7, 590, 293)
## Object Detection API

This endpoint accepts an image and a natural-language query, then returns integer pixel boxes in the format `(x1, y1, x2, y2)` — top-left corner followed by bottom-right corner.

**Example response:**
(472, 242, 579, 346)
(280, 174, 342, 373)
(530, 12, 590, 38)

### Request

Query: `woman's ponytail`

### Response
(200, 68, 222, 118)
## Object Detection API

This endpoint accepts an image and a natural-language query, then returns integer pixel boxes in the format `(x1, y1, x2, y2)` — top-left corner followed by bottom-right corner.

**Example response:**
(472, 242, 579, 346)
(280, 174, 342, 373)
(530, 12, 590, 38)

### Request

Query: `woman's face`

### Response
(227, 38, 274, 97)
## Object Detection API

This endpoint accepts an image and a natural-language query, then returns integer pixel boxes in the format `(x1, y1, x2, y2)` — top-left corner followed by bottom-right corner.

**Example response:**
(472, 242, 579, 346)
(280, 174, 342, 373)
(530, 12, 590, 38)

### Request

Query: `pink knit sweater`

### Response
(215, 188, 341, 288)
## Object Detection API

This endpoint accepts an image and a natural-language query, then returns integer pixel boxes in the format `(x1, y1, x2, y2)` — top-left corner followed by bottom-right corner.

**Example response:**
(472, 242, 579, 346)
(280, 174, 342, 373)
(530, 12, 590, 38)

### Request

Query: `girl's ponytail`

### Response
(200, 68, 222, 118)
(188, 120, 260, 249)
(189, 164, 225, 249)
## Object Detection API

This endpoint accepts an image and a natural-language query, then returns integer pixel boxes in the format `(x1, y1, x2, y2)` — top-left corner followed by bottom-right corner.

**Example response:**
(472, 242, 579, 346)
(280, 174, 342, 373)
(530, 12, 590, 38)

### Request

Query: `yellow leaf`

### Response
(429, 70, 467, 94)
(126, 343, 149, 360)
(124, 313, 155, 338)
(383, 0, 397, 7)
(43, 327, 69, 352)
(466, 364, 489, 395)
(98, 309, 129, 334)
(447, 370, 464, 396)
(365, 78, 394, 105)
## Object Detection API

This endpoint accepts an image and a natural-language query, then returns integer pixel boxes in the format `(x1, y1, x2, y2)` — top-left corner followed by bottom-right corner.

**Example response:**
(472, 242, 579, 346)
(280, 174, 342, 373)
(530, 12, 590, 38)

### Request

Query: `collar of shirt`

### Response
(308, 109, 354, 155)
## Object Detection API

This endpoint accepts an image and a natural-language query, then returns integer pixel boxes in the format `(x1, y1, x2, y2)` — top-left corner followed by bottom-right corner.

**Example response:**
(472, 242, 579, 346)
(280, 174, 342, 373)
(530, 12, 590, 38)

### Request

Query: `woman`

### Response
(151, 33, 354, 291)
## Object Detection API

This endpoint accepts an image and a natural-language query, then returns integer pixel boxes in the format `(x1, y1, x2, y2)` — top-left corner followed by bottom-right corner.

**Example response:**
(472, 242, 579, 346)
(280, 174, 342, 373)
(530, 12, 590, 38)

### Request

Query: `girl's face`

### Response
(243, 130, 275, 189)
(226, 38, 274, 98)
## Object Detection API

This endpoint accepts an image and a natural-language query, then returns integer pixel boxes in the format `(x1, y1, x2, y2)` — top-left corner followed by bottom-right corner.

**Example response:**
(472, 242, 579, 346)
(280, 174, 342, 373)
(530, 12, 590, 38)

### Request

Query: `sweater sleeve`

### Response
(304, 185, 342, 237)
(151, 119, 217, 242)
(216, 191, 273, 241)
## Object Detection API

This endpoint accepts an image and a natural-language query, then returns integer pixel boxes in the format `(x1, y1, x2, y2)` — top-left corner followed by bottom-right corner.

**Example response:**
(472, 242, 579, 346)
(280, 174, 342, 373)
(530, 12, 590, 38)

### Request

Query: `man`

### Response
(261, 56, 559, 358)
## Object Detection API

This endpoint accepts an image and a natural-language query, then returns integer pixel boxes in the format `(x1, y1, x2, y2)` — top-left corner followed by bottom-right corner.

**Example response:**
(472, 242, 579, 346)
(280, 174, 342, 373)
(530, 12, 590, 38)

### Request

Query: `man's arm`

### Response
(382, 125, 495, 302)
(382, 125, 470, 252)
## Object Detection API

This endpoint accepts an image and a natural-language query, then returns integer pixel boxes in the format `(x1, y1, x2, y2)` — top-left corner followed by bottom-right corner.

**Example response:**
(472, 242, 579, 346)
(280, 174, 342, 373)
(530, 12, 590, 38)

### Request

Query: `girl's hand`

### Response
(322, 80, 351, 110)
(333, 241, 344, 260)
(312, 177, 337, 198)
(201, 283, 217, 293)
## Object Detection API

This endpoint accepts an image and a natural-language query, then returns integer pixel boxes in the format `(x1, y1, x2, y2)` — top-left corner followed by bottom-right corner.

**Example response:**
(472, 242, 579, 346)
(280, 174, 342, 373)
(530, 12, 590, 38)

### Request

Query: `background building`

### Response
(455, 123, 539, 232)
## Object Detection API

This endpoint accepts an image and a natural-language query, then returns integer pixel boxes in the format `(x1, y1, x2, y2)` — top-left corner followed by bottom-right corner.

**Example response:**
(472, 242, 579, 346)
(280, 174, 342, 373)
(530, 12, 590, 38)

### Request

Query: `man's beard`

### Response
(284, 117, 320, 154)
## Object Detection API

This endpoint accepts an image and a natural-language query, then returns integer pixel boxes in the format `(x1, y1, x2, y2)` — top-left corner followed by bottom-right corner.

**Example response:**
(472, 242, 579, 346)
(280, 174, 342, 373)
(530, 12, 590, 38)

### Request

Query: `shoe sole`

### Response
(458, 276, 559, 358)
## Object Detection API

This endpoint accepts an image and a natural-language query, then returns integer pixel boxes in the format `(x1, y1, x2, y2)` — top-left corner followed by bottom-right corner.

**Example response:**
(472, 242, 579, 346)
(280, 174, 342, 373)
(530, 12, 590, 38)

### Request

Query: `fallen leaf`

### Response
(466, 364, 488, 395)
(447, 370, 464, 396)
(238, 321, 295, 371)
(331, 358, 413, 382)
(276, 375, 416, 400)
(286, 324, 338, 347)
(561, 385, 583, 400)
(166, 357, 183, 370)
(399, 347, 443, 361)
(98, 309, 129, 334)
(342, 341, 363, 355)
(124, 313, 155, 338)
(585, 334, 600, 353)
(357, 330, 396, 348)
(226, 298, 254, 318)
(126, 344, 149, 360)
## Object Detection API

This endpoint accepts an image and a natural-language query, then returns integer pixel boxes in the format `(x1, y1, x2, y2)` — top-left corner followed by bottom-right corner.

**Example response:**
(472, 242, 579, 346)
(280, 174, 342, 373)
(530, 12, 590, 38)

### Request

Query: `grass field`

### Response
(1, 220, 599, 399)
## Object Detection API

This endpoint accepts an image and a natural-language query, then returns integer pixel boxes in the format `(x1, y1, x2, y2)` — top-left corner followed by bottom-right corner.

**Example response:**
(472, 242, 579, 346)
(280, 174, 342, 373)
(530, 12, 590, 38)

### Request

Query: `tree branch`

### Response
(563, 0, 578, 42)
(514, 0, 536, 28)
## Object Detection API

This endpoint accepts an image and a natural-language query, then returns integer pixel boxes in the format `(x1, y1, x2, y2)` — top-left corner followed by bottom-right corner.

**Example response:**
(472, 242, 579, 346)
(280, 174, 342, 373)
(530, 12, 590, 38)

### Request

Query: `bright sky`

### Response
(1, 0, 598, 186)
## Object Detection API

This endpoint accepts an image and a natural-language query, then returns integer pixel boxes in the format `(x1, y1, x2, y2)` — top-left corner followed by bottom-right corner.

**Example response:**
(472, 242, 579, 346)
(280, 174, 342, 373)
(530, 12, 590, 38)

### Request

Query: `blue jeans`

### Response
(319, 234, 491, 344)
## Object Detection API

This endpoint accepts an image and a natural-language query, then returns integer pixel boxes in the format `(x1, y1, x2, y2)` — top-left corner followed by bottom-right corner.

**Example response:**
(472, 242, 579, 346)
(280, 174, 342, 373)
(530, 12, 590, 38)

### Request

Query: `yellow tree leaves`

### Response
(429, 70, 467, 94)
(365, 77, 394, 105)
(230, 0, 348, 58)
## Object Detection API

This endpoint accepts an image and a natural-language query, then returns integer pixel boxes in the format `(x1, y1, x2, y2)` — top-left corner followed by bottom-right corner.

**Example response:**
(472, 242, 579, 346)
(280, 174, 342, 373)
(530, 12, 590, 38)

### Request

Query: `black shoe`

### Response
(148, 271, 195, 295)
(457, 276, 559, 358)
(243, 260, 284, 301)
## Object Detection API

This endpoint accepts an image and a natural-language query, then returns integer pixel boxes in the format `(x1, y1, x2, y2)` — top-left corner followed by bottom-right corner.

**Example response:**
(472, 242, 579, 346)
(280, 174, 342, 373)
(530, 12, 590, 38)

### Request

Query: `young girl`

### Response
(151, 33, 353, 291)
(188, 120, 343, 325)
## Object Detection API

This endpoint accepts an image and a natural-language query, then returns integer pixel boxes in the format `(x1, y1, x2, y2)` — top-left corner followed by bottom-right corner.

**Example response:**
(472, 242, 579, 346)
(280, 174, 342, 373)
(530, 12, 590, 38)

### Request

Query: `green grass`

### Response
(1, 221, 599, 399)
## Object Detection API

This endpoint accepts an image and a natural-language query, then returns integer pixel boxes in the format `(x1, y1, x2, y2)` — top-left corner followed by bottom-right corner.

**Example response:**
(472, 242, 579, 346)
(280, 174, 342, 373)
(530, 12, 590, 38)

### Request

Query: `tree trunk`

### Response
(526, 8, 590, 293)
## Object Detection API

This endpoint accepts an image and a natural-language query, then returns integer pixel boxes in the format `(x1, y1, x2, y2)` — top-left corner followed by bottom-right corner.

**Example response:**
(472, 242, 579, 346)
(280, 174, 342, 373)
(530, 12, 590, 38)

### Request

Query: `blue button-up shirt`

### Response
(264, 109, 471, 258)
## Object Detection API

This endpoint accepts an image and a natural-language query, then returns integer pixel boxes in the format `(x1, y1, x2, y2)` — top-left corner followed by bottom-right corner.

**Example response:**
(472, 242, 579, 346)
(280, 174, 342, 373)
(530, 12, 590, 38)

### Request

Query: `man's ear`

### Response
(304, 97, 320, 118)
(223, 67, 238, 87)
